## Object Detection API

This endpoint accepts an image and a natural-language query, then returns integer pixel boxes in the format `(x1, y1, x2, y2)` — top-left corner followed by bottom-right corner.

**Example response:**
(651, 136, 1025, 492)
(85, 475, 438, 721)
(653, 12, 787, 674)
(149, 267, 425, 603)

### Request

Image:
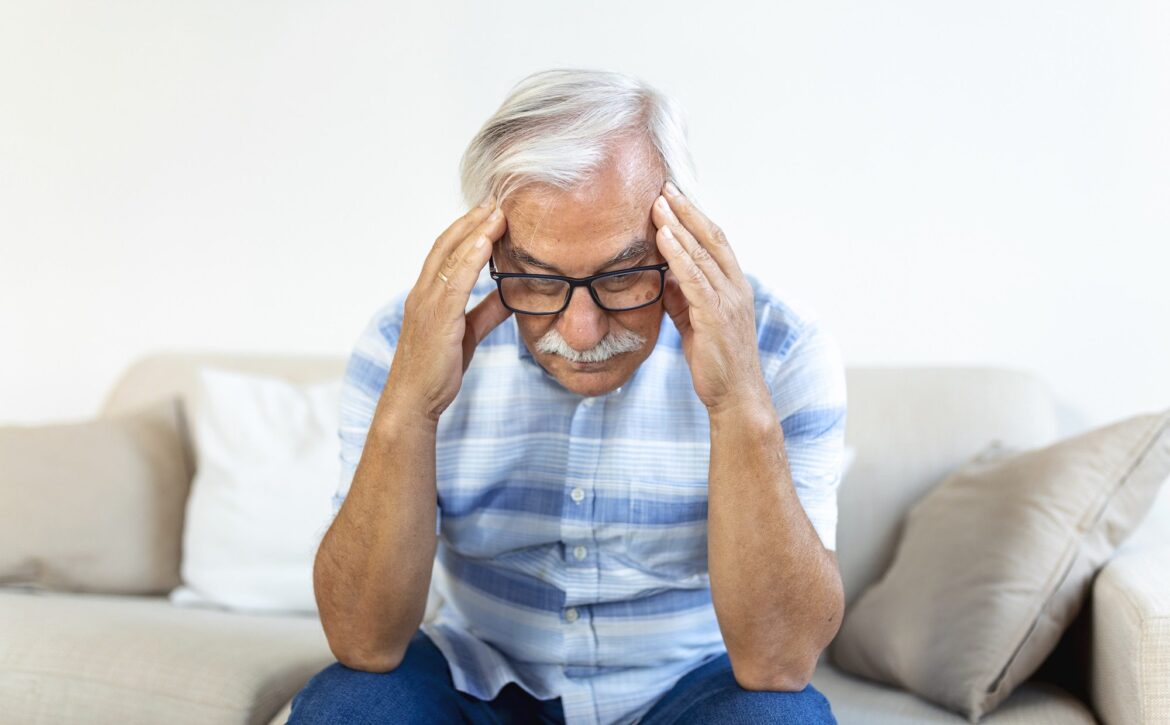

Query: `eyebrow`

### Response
(503, 238, 652, 276)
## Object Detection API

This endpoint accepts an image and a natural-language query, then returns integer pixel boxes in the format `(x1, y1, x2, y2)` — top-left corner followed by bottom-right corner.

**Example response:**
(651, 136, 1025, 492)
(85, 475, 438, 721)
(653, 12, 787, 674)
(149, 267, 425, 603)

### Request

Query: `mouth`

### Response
(568, 359, 608, 370)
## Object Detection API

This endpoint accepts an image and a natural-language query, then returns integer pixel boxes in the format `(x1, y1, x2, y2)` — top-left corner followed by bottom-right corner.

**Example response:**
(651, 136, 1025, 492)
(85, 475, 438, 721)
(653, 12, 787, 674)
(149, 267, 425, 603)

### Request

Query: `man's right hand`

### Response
(379, 199, 512, 426)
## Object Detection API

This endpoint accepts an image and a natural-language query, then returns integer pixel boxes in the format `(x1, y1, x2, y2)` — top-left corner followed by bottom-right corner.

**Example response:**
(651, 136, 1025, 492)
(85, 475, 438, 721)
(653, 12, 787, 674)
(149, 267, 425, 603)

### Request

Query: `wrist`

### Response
(708, 387, 777, 434)
(373, 382, 442, 438)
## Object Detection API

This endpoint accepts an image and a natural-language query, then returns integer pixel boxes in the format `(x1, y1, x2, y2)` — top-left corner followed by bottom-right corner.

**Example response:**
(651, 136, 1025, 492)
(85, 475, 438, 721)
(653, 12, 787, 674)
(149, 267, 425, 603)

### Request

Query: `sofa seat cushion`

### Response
(0, 589, 333, 725)
(812, 662, 1097, 724)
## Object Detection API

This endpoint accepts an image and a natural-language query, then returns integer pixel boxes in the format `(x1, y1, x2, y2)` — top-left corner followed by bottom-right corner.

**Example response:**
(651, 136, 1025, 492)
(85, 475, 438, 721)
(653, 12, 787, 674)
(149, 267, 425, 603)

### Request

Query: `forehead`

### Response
(501, 138, 664, 275)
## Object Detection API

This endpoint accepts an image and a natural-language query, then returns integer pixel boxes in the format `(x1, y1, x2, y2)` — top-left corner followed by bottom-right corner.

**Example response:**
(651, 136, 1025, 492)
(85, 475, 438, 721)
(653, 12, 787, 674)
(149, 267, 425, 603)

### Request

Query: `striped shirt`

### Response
(332, 267, 848, 725)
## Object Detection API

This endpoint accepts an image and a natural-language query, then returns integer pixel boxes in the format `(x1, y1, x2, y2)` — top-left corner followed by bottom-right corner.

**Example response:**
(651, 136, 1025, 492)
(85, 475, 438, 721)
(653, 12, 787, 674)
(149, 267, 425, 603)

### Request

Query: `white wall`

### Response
(2, 1, 1167, 436)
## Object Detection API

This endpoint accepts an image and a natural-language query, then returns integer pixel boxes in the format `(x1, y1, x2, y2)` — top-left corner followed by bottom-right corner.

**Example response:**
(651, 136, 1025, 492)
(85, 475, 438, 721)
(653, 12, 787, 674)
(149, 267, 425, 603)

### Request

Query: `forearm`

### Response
(707, 393, 844, 690)
(313, 397, 439, 672)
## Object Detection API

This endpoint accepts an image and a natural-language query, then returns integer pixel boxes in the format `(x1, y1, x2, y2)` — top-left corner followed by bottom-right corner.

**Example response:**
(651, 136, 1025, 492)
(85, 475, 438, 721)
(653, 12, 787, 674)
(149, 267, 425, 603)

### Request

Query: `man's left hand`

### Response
(651, 180, 768, 415)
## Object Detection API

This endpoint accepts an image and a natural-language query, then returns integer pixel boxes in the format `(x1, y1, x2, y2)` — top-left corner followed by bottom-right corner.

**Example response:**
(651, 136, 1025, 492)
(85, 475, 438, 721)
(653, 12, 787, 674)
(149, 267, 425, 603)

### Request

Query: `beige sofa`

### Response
(3, 352, 1166, 724)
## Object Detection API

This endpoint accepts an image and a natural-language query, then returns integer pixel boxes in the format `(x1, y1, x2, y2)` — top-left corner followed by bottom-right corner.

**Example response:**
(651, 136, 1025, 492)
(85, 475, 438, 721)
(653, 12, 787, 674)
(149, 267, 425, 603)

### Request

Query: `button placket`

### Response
(560, 392, 602, 690)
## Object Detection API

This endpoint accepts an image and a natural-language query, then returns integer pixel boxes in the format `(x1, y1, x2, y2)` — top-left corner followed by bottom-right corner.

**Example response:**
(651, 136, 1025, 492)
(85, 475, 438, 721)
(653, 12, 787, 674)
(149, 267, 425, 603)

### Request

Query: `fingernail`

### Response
(664, 180, 680, 197)
(479, 195, 496, 208)
(489, 208, 501, 220)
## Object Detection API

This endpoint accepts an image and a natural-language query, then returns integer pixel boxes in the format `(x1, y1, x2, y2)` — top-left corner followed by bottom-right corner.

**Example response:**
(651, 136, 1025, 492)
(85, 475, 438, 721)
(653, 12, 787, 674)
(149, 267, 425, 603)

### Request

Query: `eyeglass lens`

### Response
(498, 270, 662, 313)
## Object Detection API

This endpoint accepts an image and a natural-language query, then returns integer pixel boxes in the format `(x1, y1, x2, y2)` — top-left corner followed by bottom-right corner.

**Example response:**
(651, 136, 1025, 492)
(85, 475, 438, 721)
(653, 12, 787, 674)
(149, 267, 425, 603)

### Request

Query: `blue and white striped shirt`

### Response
(332, 267, 848, 725)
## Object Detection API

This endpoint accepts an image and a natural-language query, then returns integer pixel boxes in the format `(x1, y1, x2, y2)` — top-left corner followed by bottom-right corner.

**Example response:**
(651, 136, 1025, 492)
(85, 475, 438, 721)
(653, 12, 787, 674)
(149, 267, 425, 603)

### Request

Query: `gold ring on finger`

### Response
(437, 271, 450, 284)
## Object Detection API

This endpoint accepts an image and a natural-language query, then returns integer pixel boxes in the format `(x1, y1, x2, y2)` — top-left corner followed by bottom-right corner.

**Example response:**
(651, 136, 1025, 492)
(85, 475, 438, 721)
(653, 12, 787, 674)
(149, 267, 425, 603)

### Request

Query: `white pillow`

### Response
(168, 367, 340, 614)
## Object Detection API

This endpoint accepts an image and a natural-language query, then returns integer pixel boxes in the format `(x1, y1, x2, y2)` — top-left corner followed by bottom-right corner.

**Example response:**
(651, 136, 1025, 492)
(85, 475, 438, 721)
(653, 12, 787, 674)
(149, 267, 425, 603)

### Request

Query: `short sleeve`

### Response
(764, 317, 848, 551)
(332, 290, 442, 536)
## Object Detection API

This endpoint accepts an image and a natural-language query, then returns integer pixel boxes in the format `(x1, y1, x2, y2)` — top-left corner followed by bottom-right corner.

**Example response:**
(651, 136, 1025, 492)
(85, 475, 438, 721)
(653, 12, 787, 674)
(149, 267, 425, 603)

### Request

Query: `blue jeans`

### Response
(288, 629, 837, 724)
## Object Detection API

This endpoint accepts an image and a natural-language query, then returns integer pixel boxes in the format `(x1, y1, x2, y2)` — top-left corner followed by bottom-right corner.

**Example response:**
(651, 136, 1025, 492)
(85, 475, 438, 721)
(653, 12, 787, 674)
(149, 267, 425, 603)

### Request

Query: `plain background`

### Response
(2, 1, 1167, 435)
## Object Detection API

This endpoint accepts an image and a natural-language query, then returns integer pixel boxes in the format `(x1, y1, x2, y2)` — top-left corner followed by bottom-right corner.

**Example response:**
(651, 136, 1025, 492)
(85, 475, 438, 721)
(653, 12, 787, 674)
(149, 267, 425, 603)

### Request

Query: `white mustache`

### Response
(535, 326, 646, 363)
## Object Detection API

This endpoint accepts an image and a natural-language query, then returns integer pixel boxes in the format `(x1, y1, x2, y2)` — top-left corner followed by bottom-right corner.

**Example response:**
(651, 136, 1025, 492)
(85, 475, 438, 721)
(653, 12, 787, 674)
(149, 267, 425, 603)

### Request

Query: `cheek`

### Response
(621, 306, 664, 338)
(517, 316, 553, 344)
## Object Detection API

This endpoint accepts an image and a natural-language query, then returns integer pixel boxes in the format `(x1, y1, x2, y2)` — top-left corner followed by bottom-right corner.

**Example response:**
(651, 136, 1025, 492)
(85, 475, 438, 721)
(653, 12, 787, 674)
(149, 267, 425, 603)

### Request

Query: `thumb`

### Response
(662, 273, 691, 337)
(462, 290, 514, 372)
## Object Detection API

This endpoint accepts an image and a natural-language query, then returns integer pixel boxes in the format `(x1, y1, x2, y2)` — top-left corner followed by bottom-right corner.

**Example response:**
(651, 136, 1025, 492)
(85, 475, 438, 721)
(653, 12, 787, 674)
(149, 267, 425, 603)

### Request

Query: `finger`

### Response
(420, 199, 496, 282)
(462, 289, 513, 373)
(420, 200, 494, 282)
(652, 194, 727, 290)
(656, 222, 719, 310)
(432, 207, 507, 310)
(660, 182, 745, 282)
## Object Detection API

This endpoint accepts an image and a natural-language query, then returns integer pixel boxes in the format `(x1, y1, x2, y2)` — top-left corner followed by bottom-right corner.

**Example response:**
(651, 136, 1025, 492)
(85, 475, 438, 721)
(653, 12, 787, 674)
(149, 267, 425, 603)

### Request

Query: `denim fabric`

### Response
(637, 651, 837, 725)
(288, 629, 565, 725)
(288, 629, 836, 724)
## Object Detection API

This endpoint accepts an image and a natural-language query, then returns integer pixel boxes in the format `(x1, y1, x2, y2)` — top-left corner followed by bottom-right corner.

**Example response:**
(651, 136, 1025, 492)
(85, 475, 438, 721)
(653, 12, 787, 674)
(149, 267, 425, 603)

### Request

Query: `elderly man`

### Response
(290, 68, 846, 725)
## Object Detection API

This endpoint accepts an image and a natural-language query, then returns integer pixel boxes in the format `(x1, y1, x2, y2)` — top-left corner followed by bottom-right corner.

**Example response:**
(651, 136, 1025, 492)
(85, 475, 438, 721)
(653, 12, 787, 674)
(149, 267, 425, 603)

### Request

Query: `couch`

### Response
(2, 352, 1166, 724)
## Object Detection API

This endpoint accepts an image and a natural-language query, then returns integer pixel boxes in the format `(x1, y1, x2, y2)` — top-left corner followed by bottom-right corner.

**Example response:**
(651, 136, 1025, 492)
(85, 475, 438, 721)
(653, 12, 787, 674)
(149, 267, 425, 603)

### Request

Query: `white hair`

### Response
(459, 68, 701, 210)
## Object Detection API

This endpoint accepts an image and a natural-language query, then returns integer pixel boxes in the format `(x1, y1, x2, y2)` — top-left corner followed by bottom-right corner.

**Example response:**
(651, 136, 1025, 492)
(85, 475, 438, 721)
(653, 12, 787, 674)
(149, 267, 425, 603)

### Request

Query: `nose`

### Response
(556, 285, 608, 352)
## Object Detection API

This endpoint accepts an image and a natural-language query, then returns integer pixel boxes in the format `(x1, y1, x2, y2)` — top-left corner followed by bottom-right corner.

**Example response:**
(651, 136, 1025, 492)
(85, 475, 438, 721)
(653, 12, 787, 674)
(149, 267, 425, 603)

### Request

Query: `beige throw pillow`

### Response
(0, 398, 192, 594)
(830, 408, 1170, 722)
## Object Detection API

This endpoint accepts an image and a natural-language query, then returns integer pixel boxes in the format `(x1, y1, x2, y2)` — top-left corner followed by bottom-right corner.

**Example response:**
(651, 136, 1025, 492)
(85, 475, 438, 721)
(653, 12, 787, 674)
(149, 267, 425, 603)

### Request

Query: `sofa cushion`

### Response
(831, 408, 1170, 721)
(812, 663, 1096, 724)
(0, 398, 192, 594)
(0, 589, 333, 725)
(834, 367, 1060, 608)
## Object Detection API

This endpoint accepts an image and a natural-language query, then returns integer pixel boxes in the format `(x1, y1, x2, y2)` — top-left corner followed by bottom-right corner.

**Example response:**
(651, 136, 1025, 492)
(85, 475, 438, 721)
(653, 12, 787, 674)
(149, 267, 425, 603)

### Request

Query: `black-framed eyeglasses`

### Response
(489, 255, 671, 315)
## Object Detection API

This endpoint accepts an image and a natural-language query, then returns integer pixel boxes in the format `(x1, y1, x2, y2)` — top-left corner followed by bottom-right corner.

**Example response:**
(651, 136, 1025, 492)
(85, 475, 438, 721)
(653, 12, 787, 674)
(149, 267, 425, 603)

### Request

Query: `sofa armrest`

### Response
(1089, 543, 1170, 725)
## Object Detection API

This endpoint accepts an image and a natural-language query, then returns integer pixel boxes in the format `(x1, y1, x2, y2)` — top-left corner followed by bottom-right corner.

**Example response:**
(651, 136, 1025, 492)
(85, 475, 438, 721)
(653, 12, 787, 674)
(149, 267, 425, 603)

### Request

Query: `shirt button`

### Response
(570, 487, 585, 503)
(573, 545, 587, 560)
(565, 607, 579, 623)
